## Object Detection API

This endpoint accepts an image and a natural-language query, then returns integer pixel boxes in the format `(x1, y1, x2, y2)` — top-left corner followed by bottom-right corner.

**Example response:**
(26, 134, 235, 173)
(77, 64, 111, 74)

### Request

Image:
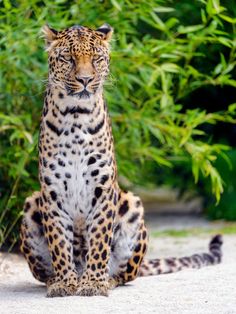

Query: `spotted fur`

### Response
(20, 24, 223, 297)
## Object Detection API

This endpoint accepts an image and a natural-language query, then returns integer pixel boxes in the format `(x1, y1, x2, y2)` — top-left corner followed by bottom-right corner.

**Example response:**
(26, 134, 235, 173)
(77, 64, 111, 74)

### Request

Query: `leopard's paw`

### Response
(46, 274, 78, 297)
(108, 276, 121, 289)
(76, 280, 109, 297)
(47, 281, 78, 297)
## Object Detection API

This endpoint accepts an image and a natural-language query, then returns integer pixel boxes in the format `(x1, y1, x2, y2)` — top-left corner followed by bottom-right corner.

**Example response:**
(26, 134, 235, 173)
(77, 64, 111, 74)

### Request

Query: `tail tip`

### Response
(210, 234, 223, 247)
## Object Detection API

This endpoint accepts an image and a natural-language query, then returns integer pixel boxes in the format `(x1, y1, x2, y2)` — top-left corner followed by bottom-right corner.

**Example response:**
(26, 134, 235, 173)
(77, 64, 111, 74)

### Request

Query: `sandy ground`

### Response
(0, 214, 236, 314)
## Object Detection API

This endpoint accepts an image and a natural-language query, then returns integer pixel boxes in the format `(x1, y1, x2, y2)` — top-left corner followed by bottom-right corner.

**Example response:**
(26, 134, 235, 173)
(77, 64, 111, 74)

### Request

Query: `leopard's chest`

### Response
(40, 124, 111, 217)
(39, 94, 114, 216)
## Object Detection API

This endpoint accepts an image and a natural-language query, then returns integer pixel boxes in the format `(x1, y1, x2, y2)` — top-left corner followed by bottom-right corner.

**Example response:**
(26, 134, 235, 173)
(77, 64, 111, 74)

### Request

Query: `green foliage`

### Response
(207, 149, 236, 220)
(0, 0, 236, 246)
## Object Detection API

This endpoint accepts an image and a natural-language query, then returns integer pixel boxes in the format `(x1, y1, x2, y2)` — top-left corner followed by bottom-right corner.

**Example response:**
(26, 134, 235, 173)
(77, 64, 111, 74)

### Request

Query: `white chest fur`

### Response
(40, 91, 112, 218)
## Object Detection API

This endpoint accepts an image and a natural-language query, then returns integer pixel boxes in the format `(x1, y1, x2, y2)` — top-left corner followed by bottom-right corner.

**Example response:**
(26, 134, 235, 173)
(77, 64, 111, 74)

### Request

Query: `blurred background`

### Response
(0, 0, 236, 249)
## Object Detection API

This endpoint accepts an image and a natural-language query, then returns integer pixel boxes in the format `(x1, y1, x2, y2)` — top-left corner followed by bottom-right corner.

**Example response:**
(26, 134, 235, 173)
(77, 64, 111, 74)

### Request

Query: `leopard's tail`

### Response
(139, 234, 223, 276)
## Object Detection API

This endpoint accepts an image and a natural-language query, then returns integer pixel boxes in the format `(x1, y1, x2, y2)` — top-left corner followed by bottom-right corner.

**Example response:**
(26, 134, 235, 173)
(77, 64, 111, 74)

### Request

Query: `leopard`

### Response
(20, 23, 223, 298)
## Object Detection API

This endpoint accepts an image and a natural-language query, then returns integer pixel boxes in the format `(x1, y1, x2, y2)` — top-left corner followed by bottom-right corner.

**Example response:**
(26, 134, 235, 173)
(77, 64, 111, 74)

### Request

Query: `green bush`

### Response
(206, 149, 236, 220)
(0, 0, 236, 247)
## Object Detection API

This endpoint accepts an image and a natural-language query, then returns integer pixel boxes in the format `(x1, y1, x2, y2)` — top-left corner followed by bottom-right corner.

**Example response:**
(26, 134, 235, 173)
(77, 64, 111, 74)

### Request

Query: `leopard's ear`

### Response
(41, 24, 58, 47)
(96, 23, 113, 41)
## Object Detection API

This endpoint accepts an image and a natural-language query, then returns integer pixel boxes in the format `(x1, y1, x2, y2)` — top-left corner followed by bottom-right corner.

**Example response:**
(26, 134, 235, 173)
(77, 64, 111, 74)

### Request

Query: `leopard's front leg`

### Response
(40, 194, 78, 297)
(77, 187, 117, 297)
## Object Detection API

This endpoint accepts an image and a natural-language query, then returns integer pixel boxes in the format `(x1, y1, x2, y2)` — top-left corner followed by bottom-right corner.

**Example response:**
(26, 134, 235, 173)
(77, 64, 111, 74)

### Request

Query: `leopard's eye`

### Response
(93, 54, 103, 62)
(60, 53, 72, 62)
(92, 54, 99, 61)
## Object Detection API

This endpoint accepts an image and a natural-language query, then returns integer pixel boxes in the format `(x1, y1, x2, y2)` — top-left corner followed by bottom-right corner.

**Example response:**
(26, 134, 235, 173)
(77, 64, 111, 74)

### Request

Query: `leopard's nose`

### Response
(76, 76, 94, 87)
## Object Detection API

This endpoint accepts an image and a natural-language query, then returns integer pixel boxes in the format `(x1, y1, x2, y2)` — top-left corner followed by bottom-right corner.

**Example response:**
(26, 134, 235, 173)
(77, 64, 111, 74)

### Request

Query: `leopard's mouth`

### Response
(73, 90, 92, 99)
(66, 86, 93, 99)
(65, 79, 102, 99)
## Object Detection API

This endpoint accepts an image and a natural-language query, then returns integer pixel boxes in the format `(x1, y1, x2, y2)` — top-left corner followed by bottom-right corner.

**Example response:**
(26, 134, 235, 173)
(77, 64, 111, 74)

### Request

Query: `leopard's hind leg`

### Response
(108, 191, 148, 288)
(20, 192, 54, 284)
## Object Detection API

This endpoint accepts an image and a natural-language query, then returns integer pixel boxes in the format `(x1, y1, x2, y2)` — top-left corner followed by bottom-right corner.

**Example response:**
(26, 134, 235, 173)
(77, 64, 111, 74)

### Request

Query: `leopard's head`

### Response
(42, 24, 113, 99)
